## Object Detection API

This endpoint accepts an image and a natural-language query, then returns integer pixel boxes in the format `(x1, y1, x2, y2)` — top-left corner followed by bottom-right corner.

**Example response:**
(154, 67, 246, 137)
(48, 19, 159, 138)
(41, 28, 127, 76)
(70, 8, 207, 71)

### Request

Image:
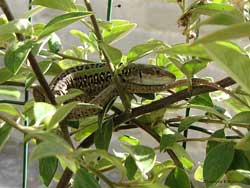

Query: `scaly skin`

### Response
(33, 63, 176, 120)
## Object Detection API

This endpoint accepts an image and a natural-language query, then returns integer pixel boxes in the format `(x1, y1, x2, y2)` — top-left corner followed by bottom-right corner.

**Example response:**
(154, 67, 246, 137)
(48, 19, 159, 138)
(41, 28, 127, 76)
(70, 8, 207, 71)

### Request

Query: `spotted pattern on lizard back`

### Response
(33, 63, 176, 120)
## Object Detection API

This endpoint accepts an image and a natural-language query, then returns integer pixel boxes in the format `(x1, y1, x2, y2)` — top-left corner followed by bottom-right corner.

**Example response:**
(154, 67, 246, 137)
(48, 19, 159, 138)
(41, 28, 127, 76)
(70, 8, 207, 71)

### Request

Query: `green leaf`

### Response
(202, 42, 250, 94)
(29, 133, 73, 161)
(0, 123, 12, 151)
(160, 129, 177, 151)
(235, 134, 250, 151)
(70, 29, 97, 52)
(0, 103, 19, 116)
(94, 119, 113, 150)
(194, 22, 250, 44)
(119, 135, 140, 145)
(73, 167, 101, 188)
(189, 3, 242, 16)
(127, 39, 166, 63)
(227, 170, 250, 184)
(0, 86, 21, 99)
(74, 116, 98, 141)
(194, 165, 203, 182)
(125, 155, 137, 180)
(165, 167, 190, 188)
(39, 12, 92, 38)
(55, 89, 83, 104)
(181, 59, 209, 77)
(231, 111, 250, 125)
(178, 116, 204, 132)
(190, 93, 213, 107)
(103, 20, 136, 44)
(33, 102, 56, 126)
(123, 145, 156, 174)
(48, 33, 62, 53)
(0, 19, 31, 41)
(0, 15, 15, 46)
(195, 12, 244, 29)
(157, 43, 210, 59)
(206, 129, 225, 154)
(229, 150, 250, 171)
(39, 157, 58, 186)
(21, 6, 45, 19)
(0, 67, 13, 83)
(32, 0, 76, 11)
(83, 149, 126, 178)
(100, 42, 122, 65)
(4, 42, 32, 74)
(203, 142, 235, 186)
(48, 102, 78, 128)
(168, 143, 193, 169)
(187, 104, 228, 120)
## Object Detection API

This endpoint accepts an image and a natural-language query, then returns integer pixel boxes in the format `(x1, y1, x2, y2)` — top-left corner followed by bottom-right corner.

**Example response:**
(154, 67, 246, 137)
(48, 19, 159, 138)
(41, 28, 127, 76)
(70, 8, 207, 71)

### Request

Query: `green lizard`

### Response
(33, 63, 249, 120)
(33, 63, 176, 120)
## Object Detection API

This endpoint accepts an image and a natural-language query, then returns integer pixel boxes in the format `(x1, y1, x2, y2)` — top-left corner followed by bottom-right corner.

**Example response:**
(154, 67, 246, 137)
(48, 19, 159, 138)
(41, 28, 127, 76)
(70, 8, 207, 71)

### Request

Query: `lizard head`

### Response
(123, 64, 176, 85)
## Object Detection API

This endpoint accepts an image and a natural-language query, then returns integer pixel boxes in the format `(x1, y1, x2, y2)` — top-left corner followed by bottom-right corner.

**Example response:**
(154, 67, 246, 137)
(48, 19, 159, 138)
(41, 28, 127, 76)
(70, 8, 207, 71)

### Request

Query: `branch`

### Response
(0, 113, 35, 133)
(83, 0, 131, 112)
(113, 77, 235, 125)
(56, 52, 96, 64)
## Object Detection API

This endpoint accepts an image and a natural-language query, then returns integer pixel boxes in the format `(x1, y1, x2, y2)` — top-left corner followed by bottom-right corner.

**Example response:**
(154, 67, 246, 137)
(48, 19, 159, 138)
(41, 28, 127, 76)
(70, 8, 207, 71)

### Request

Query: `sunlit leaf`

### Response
(39, 12, 92, 38)
(123, 144, 156, 174)
(32, 0, 76, 11)
(33, 102, 56, 126)
(4, 42, 32, 74)
(103, 20, 136, 44)
(119, 135, 140, 145)
(48, 102, 78, 128)
(0, 86, 21, 99)
(48, 33, 62, 53)
(127, 39, 166, 63)
(194, 22, 250, 44)
(0, 103, 19, 116)
(0, 123, 12, 151)
(0, 19, 31, 41)
(203, 42, 250, 94)
(168, 143, 193, 169)
(157, 43, 210, 59)
(100, 42, 122, 65)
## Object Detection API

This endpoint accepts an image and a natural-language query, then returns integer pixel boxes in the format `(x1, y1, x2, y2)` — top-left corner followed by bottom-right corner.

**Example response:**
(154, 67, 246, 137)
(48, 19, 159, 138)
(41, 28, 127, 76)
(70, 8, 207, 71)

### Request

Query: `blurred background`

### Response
(0, 0, 244, 187)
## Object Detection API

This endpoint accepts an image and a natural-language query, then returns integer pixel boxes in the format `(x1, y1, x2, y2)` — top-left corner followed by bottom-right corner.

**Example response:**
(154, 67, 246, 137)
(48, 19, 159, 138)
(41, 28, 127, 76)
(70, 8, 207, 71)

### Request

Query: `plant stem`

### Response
(87, 165, 116, 188)
(177, 136, 238, 143)
(0, 113, 35, 133)
(56, 52, 96, 64)
(83, 0, 131, 112)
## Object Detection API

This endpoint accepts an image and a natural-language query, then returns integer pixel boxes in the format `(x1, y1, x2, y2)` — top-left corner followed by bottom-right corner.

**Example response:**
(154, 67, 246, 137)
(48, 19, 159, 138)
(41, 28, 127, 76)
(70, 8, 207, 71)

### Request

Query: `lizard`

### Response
(33, 63, 249, 120)
(33, 63, 176, 120)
